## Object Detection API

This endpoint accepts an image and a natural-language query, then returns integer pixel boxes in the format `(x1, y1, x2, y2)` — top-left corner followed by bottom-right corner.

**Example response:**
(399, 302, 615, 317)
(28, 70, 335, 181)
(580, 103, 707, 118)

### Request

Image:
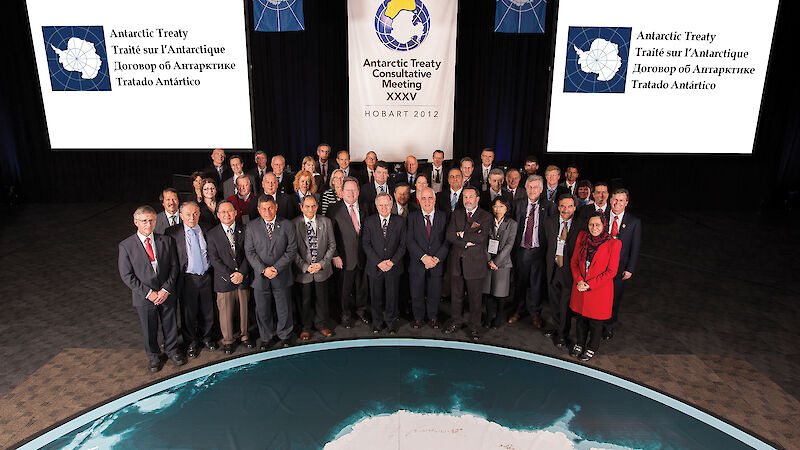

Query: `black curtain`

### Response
(1, 0, 798, 207)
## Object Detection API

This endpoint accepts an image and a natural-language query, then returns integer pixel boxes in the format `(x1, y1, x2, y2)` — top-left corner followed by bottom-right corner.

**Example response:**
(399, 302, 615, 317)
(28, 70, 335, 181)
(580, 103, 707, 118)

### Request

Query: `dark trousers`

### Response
(549, 266, 573, 340)
(575, 314, 603, 352)
(135, 296, 179, 358)
(514, 247, 546, 317)
(298, 279, 330, 331)
(410, 269, 443, 321)
(254, 283, 293, 341)
(369, 271, 400, 327)
(180, 273, 214, 345)
(340, 267, 368, 320)
(485, 295, 508, 327)
(451, 262, 484, 331)
(604, 277, 626, 332)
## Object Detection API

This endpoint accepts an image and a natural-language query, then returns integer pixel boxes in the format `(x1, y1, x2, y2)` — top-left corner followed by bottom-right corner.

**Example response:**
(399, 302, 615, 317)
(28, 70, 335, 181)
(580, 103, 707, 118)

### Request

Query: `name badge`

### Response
(556, 239, 565, 257)
(488, 239, 499, 255)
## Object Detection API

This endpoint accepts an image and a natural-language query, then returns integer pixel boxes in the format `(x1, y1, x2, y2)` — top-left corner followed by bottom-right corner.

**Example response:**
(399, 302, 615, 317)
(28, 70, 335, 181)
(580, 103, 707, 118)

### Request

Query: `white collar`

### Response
(379, 214, 391, 222)
(466, 206, 478, 216)
(137, 231, 153, 242)
(450, 187, 462, 196)
(303, 215, 316, 225)
(222, 222, 236, 233)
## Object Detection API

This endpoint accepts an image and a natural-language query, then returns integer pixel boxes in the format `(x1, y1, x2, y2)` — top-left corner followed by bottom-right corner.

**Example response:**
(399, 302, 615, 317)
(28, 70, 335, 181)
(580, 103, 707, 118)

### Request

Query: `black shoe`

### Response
(259, 338, 275, 351)
(342, 317, 353, 329)
(204, 340, 218, 351)
(242, 339, 256, 349)
(148, 357, 163, 373)
(358, 314, 371, 325)
(470, 329, 480, 341)
(569, 345, 583, 358)
(223, 344, 234, 355)
(602, 329, 614, 340)
(278, 338, 292, 348)
(543, 328, 556, 338)
(169, 353, 186, 367)
(444, 323, 460, 334)
(389, 324, 398, 334)
(430, 319, 440, 329)
(187, 343, 199, 358)
(554, 337, 567, 349)
(412, 320, 423, 329)
(372, 325, 382, 334)
(578, 349, 595, 361)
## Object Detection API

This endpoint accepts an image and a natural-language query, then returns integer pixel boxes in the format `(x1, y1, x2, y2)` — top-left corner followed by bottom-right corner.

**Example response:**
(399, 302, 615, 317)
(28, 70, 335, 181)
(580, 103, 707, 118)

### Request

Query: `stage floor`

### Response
(0, 203, 798, 448)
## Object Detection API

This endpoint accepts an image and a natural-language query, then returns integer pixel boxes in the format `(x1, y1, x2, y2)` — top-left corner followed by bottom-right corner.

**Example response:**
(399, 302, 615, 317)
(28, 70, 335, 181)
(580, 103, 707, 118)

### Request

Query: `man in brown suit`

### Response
(444, 186, 492, 341)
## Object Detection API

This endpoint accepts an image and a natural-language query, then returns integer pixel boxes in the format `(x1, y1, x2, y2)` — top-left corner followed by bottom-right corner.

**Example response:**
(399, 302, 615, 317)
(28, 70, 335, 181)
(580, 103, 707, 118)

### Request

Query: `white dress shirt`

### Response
(137, 231, 158, 272)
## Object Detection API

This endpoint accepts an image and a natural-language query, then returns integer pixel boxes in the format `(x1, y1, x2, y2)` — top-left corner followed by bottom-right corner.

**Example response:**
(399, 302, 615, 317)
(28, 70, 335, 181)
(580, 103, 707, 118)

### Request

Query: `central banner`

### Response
(348, 0, 457, 161)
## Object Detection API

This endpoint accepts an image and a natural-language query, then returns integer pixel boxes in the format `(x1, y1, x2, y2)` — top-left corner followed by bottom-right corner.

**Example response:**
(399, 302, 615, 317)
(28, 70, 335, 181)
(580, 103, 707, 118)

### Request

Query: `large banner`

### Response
(348, 0, 457, 161)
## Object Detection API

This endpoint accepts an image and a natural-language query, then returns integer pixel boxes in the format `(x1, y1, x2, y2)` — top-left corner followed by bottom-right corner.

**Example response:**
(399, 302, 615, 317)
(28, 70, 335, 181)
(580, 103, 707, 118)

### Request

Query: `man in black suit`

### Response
(429, 149, 447, 194)
(504, 168, 526, 201)
(356, 151, 378, 186)
(477, 148, 495, 193)
(561, 165, 579, 196)
(509, 175, 555, 328)
(460, 157, 476, 188)
(245, 194, 298, 349)
(247, 150, 269, 195)
(543, 194, 582, 348)
(314, 143, 333, 188)
(328, 177, 370, 327)
(155, 188, 181, 235)
(435, 168, 464, 216)
(391, 182, 417, 219)
(166, 201, 217, 358)
(251, 172, 296, 221)
(394, 155, 420, 191)
(521, 155, 540, 178)
(203, 148, 232, 186)
(479, 168, 513, 213)
(360, 161, 393, 211)
(335, 150, 361, 181)
(407, 187, 449, 328)
(445, 186, 492, 341)
(543, 165, 570, 204)
(271, 155, 294, 195)
(604, 188, 641, 340)
(206, 200, 254, 354)
(362, 192, 407, 334)
(119, 205, 185, 372)
(577, 181, 610, 222)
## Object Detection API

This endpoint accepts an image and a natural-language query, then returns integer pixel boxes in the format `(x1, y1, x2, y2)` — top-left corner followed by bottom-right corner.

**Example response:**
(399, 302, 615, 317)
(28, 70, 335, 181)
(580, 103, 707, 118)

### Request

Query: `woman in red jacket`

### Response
(569, 211, 621, 361)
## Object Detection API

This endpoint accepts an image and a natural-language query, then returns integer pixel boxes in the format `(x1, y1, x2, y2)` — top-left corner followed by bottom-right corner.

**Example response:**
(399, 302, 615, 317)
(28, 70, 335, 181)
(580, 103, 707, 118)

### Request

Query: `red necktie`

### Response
(144, 237, 155, 262)
(349, 204, 360, 234)
(466, 211, 473, 222)
(425, 214, 432, 238)
(611, 215, 619, 237)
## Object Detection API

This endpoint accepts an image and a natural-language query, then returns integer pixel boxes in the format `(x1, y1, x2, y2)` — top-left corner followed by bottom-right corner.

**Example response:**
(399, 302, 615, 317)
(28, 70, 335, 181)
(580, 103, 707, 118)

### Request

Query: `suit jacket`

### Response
(406, 209, 450, 277)
(391, 201, 418, 220)
(326, 200, 368, 270)
(446, 207, 492, 280)
(244, 216, 297, 289)
(155, 210, 180, 235)
(247, 167, 269, 194)
(222, 174, 257, 199)
(362, 214, 406, 277)
(165, 222, 213, 293)
(476, 165, 494, 192)
(206, 222, 251, 292)
(428, 164, 449, 192)
(487, 218, 517, 269)
(286, 192, 320, 221)
(203, 164, 232, 187)
(507, 187, 527, 201)
(513, 197, 555, 249)
(569, 232, 621, 320)
(248, 192, 296, 221)
(292, 215, 336, 283)
(577, 203, 610, 224)
(393, 170, 420, 189)
(610, 211, 641, 278)
(479, 189, 514, 214)
(360, 181, 395, 212)
(543, 184, 570, 204)
(118, 233, 178, 307)
(544, 215, 582, 284)
(315, 160, 333, 187)
(435, 188, 464, 216)
(559, 181, 579, 196)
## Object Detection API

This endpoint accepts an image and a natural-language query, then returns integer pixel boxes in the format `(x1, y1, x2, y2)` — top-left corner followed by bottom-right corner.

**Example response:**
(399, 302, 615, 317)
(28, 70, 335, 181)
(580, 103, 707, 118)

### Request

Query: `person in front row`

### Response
(544, 194, 581, 349)
(483, 197, 517, 328)
(569, 212, 621, 361)
(406, 187, 449, 329)
(206, 200, 254, 355)
(245, 194, 297, 349)
(362, 192, 407, 334)
(445, 186, 491, 341)
(292, 195, 336, 340)
(118, 205, 185, 372)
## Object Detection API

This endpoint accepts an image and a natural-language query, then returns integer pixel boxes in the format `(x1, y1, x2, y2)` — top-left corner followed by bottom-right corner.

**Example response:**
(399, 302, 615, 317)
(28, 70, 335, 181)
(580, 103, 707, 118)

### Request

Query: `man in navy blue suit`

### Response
(604, 188, 641, 340)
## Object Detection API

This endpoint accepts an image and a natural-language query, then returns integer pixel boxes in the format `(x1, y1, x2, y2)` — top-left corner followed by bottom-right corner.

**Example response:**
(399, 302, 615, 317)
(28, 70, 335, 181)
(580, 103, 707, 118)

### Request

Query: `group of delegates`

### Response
(119, 145, 641, 372)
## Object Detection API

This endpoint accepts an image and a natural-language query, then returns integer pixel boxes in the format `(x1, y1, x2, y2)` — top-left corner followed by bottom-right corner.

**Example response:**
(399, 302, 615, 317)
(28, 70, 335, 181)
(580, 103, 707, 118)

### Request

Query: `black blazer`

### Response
(406, 209, 450, 277)
(165, 223, 213, 293)
(362, 214, 407, 277)
(446, 207, 492, 280)
(206, 223, 251, 292)
(391, 201, 418, 220)
(248, 192, 297, 221)
(544, 215, 582, 284)
(118, 233, 179, 307)
(360, 181, 395, 212)
(247, 167, 268, 194)
(513, 197, 554, 249)
(543, 184, 570, 204)
(435, 188, 464, 216)
(203, 164, 232, 187)
(479, 189, 514, 214)
(326, 200, 369, 270)
(393, 170, 420, 188)
(611, 211, 641, 278)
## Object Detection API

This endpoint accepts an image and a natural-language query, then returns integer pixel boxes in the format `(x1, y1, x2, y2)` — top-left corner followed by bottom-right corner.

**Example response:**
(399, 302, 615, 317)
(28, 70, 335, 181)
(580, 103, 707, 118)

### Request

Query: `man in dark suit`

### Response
(509, 174, 555, 328)
(362, 192, 407, 334)
(604, 188, 641, 340)
(355, 151, 378, 186)
(155, 188, 181, 235)
(429, 149, 448, 194)
(521, 155, 540, 178)
(435, 168, 464, 216)
(360, 161, 393, 212)
(166, 201, 217, 358)
(577, 181, 610, 222)
(250, 172, 296, 221)
(477, 148, 495, 193)
(394, 155, 421, 191)
(445, 186, 492, 341)
(203, 148, 232, 187)
(479, 168, 513, 213)
(543, 165, 570, 204)
(206, 200, 253, 354)
(407, 187, 450, 328)
(119, 205, 185, 372)
(560, 165, 579, 196)
(222, 154, 258, 199)
(505, 168, 527, 201)
(314, 143, 333, 188)
(543, 194, 582, 348)
(459, 157, 477, 188)
(327, 177, 370, 327)
(391, 182, 417, 219)
(245, 194, 298, 349)
(247, 151, 269, 195)
(335, 150, 361, 181)
(271, 155, 294, 195)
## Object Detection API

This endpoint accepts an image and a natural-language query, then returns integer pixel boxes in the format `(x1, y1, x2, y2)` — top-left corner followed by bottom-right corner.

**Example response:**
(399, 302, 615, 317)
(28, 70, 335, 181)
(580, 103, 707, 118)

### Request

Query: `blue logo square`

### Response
(564, 26, 632, 93)
(42, 26, 112, 91)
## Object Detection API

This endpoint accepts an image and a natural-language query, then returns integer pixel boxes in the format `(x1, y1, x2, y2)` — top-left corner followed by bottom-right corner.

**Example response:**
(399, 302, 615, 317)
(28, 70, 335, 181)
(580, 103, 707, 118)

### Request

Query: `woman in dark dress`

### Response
(198, 178, 220, 227)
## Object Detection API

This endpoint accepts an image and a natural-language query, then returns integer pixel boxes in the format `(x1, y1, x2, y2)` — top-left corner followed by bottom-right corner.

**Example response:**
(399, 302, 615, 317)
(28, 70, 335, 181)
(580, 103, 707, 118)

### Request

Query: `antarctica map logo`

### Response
(564, 26, 632, 93)
(42, 26, 111, 91)
(375, 0, 431, 51)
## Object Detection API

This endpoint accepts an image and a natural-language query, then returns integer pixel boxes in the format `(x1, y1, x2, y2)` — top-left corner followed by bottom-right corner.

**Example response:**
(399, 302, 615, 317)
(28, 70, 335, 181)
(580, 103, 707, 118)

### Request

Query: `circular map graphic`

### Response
(375, 0, 431, 51)
(42, 26, 111, 91)
(23, 340, 772, 449)
(564, 27, 632, 94)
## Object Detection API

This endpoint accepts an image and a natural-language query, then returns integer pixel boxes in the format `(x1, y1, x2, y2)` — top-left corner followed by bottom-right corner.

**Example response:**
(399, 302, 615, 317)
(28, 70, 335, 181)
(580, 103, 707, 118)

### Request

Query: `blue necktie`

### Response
(451, 192, 457, 210)
(187, 228, 204, 274)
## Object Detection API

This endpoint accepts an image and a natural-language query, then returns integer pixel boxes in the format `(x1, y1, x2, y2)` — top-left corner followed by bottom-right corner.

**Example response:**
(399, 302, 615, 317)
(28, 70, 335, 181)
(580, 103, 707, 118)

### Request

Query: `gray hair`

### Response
(179, 201, 200, 214)
(375, 192, 392, 205)
(133, 205, 156, 219)
(329, 168, 346, 188)
(488, 167, 505, 178)
(271, 154, 285, 164)
(525, 174, 544, 187)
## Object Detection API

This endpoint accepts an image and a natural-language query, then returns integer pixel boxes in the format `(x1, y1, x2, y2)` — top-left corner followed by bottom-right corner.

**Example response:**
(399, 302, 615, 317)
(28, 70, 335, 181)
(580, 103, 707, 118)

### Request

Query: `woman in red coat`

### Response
(569, 211, 621, 361)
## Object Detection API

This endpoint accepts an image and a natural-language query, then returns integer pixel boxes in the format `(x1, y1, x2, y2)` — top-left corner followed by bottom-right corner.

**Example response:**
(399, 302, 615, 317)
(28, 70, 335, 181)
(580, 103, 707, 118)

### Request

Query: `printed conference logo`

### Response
(42, 26, 112, 91)
(564, 26, 632, 93)
(374, 0, 431, 51)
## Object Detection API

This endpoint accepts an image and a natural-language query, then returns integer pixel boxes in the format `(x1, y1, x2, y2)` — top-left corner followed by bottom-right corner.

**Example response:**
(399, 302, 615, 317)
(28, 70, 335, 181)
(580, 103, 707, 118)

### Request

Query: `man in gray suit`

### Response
(292, 195, 336, 340)
(118, 205, 186, 372)
(245, 194, 297, 349)
(155, 188, 180, 235)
